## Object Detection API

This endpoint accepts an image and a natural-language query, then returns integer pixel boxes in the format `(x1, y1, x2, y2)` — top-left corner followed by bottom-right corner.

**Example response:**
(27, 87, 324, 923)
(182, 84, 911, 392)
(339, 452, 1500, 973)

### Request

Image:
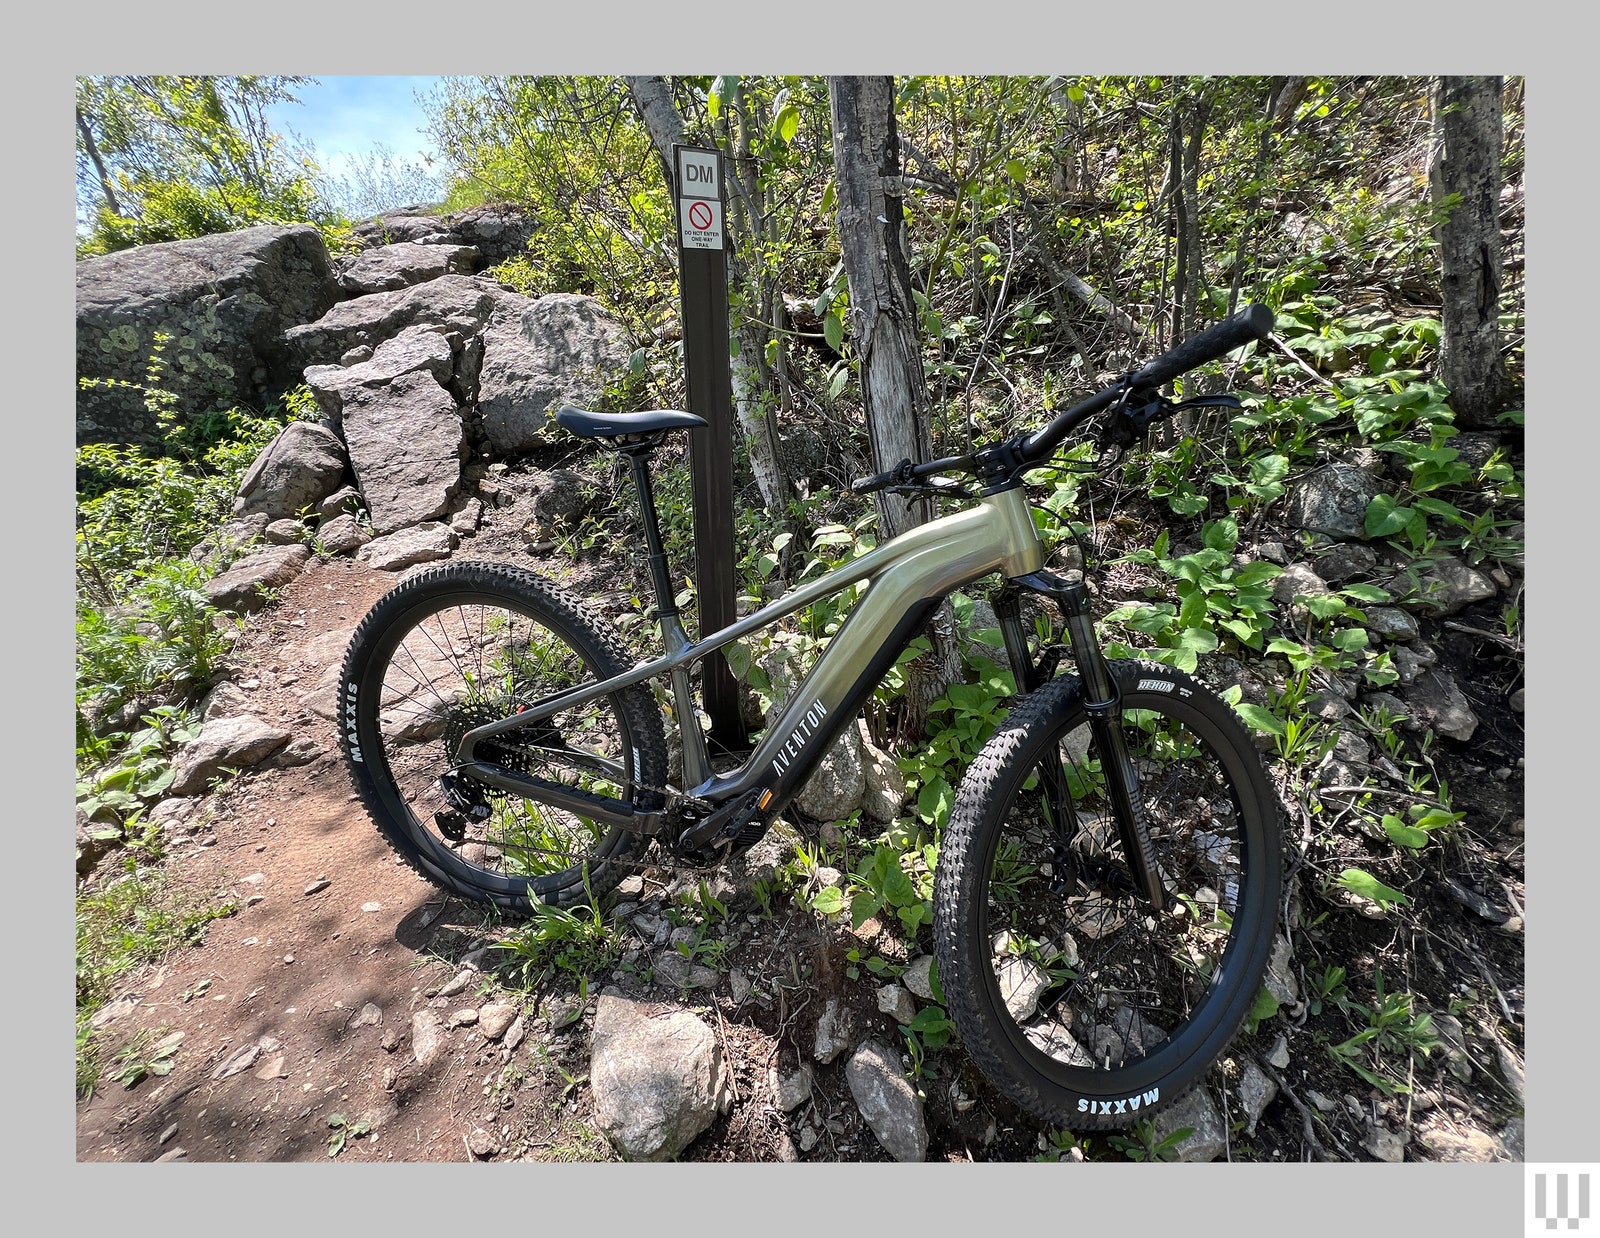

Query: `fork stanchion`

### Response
(674, 144, 744, 751)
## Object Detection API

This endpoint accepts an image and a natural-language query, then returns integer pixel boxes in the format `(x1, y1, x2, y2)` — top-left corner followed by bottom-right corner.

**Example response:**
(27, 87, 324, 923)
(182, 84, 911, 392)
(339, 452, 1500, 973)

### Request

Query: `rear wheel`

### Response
(934, 660, 1282, 1128)
(338, 561, 667, 911)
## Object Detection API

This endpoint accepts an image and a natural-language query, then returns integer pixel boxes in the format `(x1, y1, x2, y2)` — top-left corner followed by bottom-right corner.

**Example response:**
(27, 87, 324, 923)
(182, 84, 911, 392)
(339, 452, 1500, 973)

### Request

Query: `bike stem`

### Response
(1010, 569, 1167, 914)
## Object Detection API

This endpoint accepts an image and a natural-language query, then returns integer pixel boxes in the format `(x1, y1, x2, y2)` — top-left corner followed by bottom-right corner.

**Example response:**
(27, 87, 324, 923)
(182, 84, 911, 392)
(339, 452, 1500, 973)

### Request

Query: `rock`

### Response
(169, 714, 292, 795)
(902, 955, 936, 1001)
(467, 1127, 498, 1158)
(728, 968, 751, 1005)
(411, 1011, 447, 1066)
(1391, 642, 1437, 686)
(789, 722, 864, 824)
(589, 994, 730, 1161)
(233, 421, 349, 522)
(729, 817, 801, 888)
(1401, 669, 1479, 741)
(1267, 1034, 1291, 1070)
(478, 293, 632, 454)
(451, 498, 483, 536)
(859, 724, 908, 823)
(1416, 1118, 1502, 1161)
(337, 241, 479, 294)
(1366, 606, 1420, 641)
(210, 1042, 262, 1080)
(284, 274, 523, 370)
(313, 513, 370, 555)
(1509, 688, 1524, 713)
(654, 950, 720, 990)
(337, 376, 464, 536)
(303, 323, 456, 422)
(996, 956, 1050, 1022)
(877, 984, 917, 1025)
(845, 1039, 928, 1162)
(187, 513, 270, 568)
(1314, 542, 1379, 584)
(353, 212, 452, 247)
(1364, 1124, 1407, 1162)
(200, 680, 252, 721)
(448, 1007, 479, 1029)
(304, 877, 330, 895)
(263, 518, 308, 545)
(1271, 561, 1330, 606)
(1284, 463, 1386, 541)
(1497, 1117, 1525, 1161)
(318, 484, 362, 521)
(203, 544, 312, 613)
(154, 1147, 188, 1162)
(1238, 1060, 1278, 1135)
(503, 1016, 526, 1052)
(1392, 555, 1498, 618)
(1152, 1087, 1228, 1162)
(358, 522, 459, 571)
(90, 996, 139, 1029)
(340, 345, 374, 366)
(1264, 934, 1299, 1005)
(478, 1002, 518, 1041)
(350, 1002, 383, 1029)
(772, 1064, 813, 1112)
(813, 997, 855, 1064)
(77, 225, 341, 445)
(444, 204, 538, 266)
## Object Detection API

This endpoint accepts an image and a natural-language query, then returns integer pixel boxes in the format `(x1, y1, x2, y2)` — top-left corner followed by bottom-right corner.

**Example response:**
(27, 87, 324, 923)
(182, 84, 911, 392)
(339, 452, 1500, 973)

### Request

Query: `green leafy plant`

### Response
(326, 1112, 372, 1157)
(107, 1031, 181, 1089)
(1326, 970, 1442, 1094)
(1106, 1117, 1192, 1162)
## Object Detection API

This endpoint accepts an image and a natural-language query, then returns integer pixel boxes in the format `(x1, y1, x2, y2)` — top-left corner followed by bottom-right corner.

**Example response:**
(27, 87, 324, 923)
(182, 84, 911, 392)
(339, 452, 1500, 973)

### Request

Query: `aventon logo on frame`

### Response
(1529, 1167, 1596, 1234)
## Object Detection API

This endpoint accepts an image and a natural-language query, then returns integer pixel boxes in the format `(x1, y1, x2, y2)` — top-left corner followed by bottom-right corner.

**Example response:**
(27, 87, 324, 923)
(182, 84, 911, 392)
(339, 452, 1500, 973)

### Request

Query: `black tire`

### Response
(338, 561, 668, 912)
(934, 660, 1282, 1130)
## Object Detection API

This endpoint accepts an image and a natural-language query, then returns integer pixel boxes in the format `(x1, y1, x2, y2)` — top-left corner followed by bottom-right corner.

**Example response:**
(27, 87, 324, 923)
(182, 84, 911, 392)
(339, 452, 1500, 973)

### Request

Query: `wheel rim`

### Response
(360, 592, 638, 898)
(975, 688, 1266, 1096)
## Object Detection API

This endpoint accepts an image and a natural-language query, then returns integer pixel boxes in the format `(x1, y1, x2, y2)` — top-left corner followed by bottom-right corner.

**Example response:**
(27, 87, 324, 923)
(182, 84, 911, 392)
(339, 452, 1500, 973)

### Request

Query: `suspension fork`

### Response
(1007, 570, 1166, 913)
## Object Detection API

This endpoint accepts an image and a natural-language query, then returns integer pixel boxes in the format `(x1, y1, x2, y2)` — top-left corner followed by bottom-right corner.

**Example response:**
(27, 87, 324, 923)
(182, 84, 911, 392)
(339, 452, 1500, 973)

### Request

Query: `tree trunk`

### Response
(76, 106, 122, 217)
(828, 75, 960, 737)
(1430, 76, 1513, 428)
(623, 74, 792, 511)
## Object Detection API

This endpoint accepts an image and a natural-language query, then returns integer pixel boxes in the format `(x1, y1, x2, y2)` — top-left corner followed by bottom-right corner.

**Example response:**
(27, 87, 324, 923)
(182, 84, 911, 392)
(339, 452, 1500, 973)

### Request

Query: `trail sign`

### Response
(672, 145, 742, 749)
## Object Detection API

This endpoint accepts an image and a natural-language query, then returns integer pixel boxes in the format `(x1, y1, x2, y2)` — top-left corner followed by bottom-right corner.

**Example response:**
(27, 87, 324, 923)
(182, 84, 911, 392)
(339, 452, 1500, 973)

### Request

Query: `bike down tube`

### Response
(455, 490, 1044, 818)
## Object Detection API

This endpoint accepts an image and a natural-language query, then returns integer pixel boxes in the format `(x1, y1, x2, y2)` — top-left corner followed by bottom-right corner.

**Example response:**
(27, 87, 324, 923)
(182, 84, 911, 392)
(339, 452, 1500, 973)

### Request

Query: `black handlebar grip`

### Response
(1131, 302, 1274, 392)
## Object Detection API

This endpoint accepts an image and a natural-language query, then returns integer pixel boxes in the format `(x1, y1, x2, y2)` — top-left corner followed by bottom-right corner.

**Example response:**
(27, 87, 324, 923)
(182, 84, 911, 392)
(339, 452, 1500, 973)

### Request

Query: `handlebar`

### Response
(851, 302, 1274, 496)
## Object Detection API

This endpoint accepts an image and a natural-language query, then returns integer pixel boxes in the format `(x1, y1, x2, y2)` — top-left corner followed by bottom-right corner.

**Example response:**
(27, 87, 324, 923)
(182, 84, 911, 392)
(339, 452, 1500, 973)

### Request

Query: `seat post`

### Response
(624, 447, 678, 620)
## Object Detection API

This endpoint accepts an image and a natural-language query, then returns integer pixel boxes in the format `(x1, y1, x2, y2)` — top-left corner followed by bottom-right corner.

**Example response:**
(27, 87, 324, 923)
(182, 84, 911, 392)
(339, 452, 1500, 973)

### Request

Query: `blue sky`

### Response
(265, 76, 445, 178)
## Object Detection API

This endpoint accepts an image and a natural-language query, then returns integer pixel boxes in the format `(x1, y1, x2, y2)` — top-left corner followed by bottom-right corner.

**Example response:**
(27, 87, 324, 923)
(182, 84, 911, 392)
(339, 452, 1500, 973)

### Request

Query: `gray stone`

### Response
(1392, 555, 1498, 618)
(1366, 606, 1420, 641)
(1391, 642, 1437, 686)
(210, 1042, 262, 1081)
(264, 518, 308, 545)
(877, 984, 917, 1026)
(411, 1010, 447, 1066)
(654, 950, 720, 990)
(845, 1039, 928, 1162)
(859, 724, 908, 823)
(813, 997, 855, 1064)
(1284, 463, 1385, 541)
(353, 212, 452, 247)
(451, 498, 483, 535)
(1264, 934, 1299, 1005)
(358, 522, 458, 571)
(902, 955, 936, 1002)
(773, 1064, 814, 1112)
(1365, 1125, 1407, 1162)
(318, 484, 362, 521)
(350, 1002, 383, 1029)
(1152, 1087, 1228, 1162)
(503, 1016, 526, 1052)
(478, 294, 632, 454)
(340, 345, 373, 366)
(444, 204, 538, 266)
(303, 323, 456, 427)
(341, 371, 464, 535)
(1238, 1060, 1279, 1135)
(996, 956, 1050, 1022)
(314, 513, 370, 555)
(203, 544, 312, 614)
(77, 225, 341, 445)
(728, 968, 751, 1004)
(284, 275, 524, 370)
(234, 422, 349, 521)
(1402, 669, 1479, 741)
(265, 736, 326, 768)
(169, 714, 292, 795)
(1271, 561, 1330, 606)
(1267, 1034, 1291, 1070)
(478, 1002, 519, 1041)
(187, 513, 270, 569)
(337, 241, 479, 294)
(201, 680, 252, 721)
(589, 994, 730, 1161)
(1315, 542, 1380, 584)
(1497, 1117, 1525, 1161)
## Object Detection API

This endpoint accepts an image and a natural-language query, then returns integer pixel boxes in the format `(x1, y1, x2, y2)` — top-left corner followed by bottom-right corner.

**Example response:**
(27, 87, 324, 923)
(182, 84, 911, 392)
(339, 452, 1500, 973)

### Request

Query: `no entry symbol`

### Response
(688, 200, 714, 231)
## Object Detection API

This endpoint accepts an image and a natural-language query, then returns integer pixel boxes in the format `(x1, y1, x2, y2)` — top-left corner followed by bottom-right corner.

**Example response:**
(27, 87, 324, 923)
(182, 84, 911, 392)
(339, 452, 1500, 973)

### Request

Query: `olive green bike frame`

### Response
(454, 488, 1044, 836)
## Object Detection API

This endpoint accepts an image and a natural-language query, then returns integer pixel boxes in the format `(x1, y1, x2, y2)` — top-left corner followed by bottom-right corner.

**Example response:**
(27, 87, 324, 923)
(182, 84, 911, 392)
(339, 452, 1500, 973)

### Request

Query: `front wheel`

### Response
(933, 660, 1282, 1129)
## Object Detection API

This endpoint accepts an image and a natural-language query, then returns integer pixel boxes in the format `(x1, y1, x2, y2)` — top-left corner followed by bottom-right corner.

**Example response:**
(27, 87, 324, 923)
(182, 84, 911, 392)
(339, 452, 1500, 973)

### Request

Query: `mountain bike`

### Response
(338, 303, 1284, 1128)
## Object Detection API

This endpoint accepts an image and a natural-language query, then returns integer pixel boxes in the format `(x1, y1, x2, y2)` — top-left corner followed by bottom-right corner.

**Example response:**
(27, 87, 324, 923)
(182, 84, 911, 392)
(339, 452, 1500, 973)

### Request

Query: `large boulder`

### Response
(444, 205, 538, 266)
(477, 294, 632, 454)
(76, 225, 342, 445)
(341, 371, 465, 535)
(1284, 463, 1386, 542)
(284, 275, 525, 371)
(233, 421, 348, 521)
(336, 242, 479, 295)
(303, 325, 456, 426)
(351, 211, 453, 248)
(203, 543, 312, 613)
(169, 714, 292, 796)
